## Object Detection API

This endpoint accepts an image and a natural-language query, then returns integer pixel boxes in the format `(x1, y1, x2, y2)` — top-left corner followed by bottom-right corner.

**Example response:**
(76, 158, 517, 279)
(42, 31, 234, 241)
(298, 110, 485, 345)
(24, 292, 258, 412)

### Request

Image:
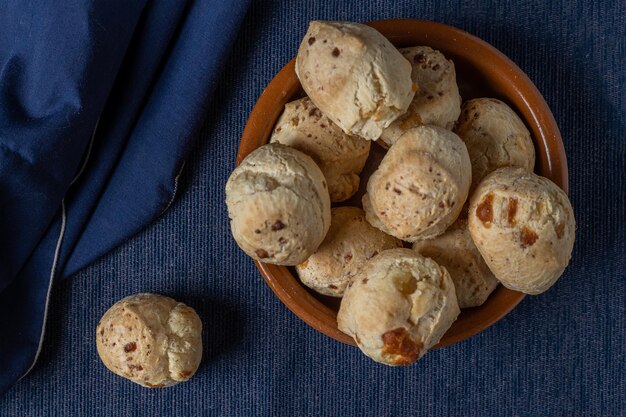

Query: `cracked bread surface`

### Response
(468, 167, 575, 294)
(363, 125, 471, 242)
(96, 293, 202, 388)
(226, 143, 331, 265)
(337, 248, 459, 365)
(270, 97, 370, 202)
(296, 21, 415, 141)
(455, 98, 535, 192)
(412, 219, 498, 308)
(380, 46, 461, 148)
(296, 206, 402, 297)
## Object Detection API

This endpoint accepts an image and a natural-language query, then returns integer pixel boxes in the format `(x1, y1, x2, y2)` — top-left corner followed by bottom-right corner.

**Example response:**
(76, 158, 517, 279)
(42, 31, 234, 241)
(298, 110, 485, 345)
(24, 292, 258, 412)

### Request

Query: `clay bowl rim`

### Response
(236, 18, 568, 348)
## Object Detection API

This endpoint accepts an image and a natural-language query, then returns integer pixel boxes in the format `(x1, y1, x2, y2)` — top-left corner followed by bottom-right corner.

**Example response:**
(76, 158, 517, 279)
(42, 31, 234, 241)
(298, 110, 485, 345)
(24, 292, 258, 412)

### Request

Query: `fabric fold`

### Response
(0, 0, 250, 394)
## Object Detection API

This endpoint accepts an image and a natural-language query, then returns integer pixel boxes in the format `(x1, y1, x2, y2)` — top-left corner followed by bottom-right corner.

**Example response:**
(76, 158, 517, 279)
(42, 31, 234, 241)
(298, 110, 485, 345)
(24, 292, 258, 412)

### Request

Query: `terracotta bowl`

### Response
(236, 19, 568, 348)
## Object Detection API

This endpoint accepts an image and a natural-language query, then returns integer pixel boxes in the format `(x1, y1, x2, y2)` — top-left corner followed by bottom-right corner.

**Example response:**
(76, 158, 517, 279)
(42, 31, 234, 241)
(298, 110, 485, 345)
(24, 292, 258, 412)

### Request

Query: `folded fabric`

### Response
(0, 0, 249, 394)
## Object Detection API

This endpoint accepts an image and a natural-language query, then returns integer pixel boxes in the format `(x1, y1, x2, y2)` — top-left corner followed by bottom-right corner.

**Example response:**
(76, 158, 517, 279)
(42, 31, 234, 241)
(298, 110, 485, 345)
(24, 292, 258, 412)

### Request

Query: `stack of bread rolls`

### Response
(225, 21, 575, 366)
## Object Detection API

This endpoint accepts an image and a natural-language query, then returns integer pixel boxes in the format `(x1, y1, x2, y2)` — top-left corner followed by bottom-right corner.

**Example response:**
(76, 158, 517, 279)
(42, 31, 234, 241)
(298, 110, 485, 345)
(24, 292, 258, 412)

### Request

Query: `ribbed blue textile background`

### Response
(1, 0, 624, 416)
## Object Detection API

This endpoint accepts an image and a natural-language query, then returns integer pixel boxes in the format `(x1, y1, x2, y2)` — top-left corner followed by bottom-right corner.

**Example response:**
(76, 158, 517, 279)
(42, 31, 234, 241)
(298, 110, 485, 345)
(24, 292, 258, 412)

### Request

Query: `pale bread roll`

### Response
(296, 21, 415, 140)
(455, 98, 535, 191)
(363, 125, 471, 241)
(338, 248, 460, 365)
(412, 219, 498, 308)
(270, 97, 370, 202)
(225, 143, 331, 265)
(296, 206, 402, 297)
(468, 167, 575, 294)
(96, 293, 202, 388)
(380, 46, 461, 148)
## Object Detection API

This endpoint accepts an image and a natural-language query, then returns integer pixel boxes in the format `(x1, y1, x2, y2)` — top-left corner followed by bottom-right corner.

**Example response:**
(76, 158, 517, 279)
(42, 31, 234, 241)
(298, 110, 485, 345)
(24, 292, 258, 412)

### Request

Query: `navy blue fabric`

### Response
(0, 0, 143, 291)
(0, 0, 249, 394)
(1, 0, 625, 416)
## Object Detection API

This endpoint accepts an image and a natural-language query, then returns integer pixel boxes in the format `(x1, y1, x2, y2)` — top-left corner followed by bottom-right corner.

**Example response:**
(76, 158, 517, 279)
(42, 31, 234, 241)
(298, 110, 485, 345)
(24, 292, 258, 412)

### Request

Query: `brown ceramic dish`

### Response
(236, 19, 568, 348)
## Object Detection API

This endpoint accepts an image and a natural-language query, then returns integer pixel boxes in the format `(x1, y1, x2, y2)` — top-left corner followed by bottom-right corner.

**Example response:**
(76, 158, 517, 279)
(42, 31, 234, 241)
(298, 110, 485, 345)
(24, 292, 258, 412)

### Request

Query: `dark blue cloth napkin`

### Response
(0, 0, 249, 393)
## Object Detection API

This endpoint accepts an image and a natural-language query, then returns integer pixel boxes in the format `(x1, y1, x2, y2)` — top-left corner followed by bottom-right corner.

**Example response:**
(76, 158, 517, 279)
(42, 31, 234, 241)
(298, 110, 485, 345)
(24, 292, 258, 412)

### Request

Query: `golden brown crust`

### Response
(381, 327, 423, 365)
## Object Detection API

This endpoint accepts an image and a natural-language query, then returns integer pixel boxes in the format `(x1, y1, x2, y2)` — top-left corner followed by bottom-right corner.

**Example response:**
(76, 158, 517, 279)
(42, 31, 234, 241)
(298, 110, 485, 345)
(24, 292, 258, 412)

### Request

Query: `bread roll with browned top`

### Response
(270, 97, 370, 202)
(468, 167, 575, 294)
(455, 98, 535, 191)
(337, 248, 459, 365)
(296, 21, 415, 140)
(412, 219, 498, 308)
(380, 46, 461, 148)
(363, 125, 471, 242)
(225, 143, 331, 265)
(96, 293, 202, 388)
(296, 206, 402, 297)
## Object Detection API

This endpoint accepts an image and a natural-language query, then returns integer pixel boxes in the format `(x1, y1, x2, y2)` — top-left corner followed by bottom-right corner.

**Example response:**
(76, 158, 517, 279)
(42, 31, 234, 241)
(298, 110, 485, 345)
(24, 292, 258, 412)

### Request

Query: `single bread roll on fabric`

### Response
(363, 125, 471, 242)
(270, 97, 370, 202)
(338, 248, 459, 365)
(96, 293, 202, 388)
(379, 46, 461, 148)
(296, 21, 415, 141)
(296, 206, 402, 297)
(454, 98, 535, 191)
(225, 143, 331, 265)
(412, 219, 498, 308)
(468, 167, 575, 294)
